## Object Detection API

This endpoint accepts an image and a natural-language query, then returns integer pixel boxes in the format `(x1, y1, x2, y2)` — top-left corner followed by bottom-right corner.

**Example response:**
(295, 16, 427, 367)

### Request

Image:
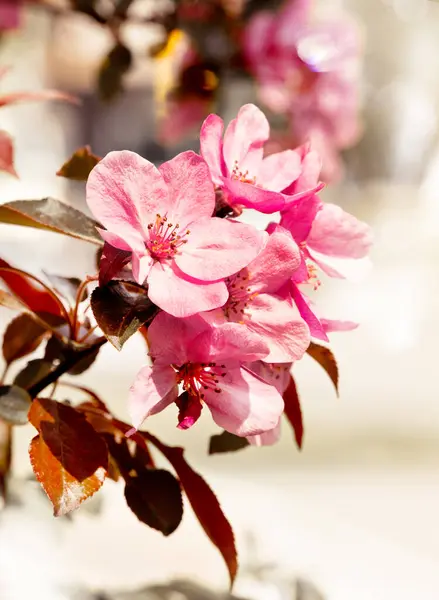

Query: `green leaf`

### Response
(0, 198, 103, 245)
(91, 281, 159, 350)
(0, 385, 32, 425)
(209, 430, 249, 455)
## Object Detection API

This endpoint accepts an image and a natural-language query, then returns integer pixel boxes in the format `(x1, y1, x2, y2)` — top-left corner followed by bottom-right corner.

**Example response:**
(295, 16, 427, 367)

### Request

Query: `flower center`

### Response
(223, 270, 258, 323)
(231, 160, 257, 185)
(175, 362, 226, 399)
(146, 213, 190, 260)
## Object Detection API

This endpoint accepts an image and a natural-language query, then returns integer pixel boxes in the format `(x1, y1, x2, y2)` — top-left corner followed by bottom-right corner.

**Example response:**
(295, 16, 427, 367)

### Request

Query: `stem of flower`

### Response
(27, 336, 107, 399)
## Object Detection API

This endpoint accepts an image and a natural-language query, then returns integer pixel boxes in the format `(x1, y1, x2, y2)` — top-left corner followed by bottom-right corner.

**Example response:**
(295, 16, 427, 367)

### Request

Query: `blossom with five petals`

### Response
(128, 312, 284, 436)
(86, 149, 264, 317)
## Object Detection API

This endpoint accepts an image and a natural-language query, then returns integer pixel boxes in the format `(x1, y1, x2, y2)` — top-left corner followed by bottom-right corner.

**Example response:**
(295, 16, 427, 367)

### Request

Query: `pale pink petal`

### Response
(307, 203, 372, 259)
(128, 365, 178, 430)
(132, 253, 154, 284)
(244, 226, 301, 293)
(147, 311, 205, 366)
(244, 294, 310, 362)
(147, 260, 228, 318)
(96, 227, 143, 252)
(259, 150, 302, 192)
(205, 365, 284, 436)
(86, 150, 169, 239)
(280, 194, 322, 243)
(290, 283, 328, 342)
(0, 90, 78, 108)
(246, 361, 292, 394)
(223, 178, 286, 213)
(176, 217, 264, 281)
(321, 318, 358, 333)
(247, 421, 281, 446)
(308, 249, 373, 280)
(200, 114, 226, 186)
(158, 151, 215, 227)
(223, 104, 269, 174)
(243, 11, 274, 65)
(282, 144, 322, 194)
(191, 324, 269, 363)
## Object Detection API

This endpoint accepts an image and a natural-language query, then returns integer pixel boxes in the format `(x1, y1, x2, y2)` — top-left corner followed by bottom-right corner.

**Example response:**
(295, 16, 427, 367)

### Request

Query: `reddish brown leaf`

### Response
(91, 281, 159, 350)
(56, 146, 101, 181)
(98, 43, 132, 102)
(98, 242, 131, 286)
(283, 375, 303, 449)
(146, 433, 238, 586)
(0, 259, 66, 318)
(28, 398, 108, 516)
(42, 273, 87, 306)
(2, 313, 48, 365)
(209, 431, 249, 455)
(0, 198, 103, 245)
(14, 359, 53, 390)
(0, 130, 17, 177)
(306, 341, 339, 395)
(124, 469, 183, 536)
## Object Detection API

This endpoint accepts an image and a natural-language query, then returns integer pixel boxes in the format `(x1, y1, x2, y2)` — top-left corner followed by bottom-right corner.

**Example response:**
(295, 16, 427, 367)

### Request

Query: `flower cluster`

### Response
(243, 0, 362, 182)
(86, 103, 371, 443)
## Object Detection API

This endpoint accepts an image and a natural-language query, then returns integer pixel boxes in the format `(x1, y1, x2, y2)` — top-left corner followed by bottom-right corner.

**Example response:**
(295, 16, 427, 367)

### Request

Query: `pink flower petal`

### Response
(259, 150, 302, 192)
(147, 311, 205, 366)
(200, 114, 226, 186)
(128, 364, 178, 430)
(245, 360, 292, 394)
(280, 194, 322, 243)
(244, 226, 301, 293)
(191, 323, 269, 363)
(290, 283, 328, 342)
(147, 260, 228, 318)
(176, 217, 264, 281)
(96, 227, 143, 252)
(223, 104, 269, 174)
(205, 365, 284, 436)
(86, 150, 169, 241)
(158, 151, 215, 228)
(247, 421, 281, 446)
(321, 318, 358, 333)
(245, 294, 310, 362)
(132, 253, 154, 284)
(307, 202, 372, 259)
(223, 177, 286, 213)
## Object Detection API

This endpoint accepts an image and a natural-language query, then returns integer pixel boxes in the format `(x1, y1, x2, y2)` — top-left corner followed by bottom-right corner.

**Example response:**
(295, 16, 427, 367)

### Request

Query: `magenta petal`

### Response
(280, 194, 322, 244)
(245, 294, 310, 362)
(86, 150, 169, 239)
(176, 394, 203, 430)
(147, 312, 206, 366)
(158, 151, 215, 228)
(205, 365, 284, 436)
(200, 114, 226, 186)
(223, 178, 286, 213)
(290, 283, 329, 342)
(128, 364, 178, 430)
(259, 150, 302, 192)
(244, 226, 301, 293)
(247, 421, 281, 446)
(176, 217, 264, 281)
(307, 203, 373, 259)
(147, 260, 228, 317)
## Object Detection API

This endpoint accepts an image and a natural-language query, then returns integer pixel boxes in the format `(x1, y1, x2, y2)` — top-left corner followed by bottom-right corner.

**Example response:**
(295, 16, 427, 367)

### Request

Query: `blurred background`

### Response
(1, 0, 439, 598)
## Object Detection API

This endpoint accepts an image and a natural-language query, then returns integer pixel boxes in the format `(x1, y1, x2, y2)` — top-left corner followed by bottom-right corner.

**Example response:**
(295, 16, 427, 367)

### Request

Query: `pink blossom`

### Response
(243, 0, 362, 182)
(200, 227, 310, 362)
(128, 312, 284, 436)
(280, 199, 372, 280)
(0, 1, 21, 30)
(86, 150, 265, 317)
(200, 103, 322, 213)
